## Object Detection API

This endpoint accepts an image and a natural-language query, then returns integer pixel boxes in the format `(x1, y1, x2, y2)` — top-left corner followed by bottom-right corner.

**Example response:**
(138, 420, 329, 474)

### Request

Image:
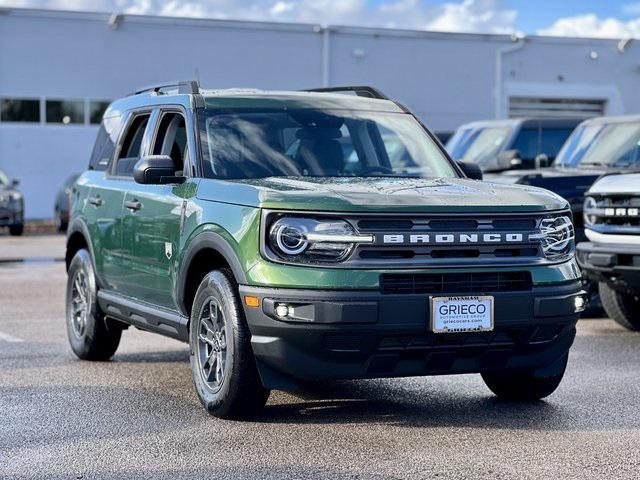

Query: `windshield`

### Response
(555, 121, 640, 169)
(446, 126, 512, 165)
(0, 170, 8, 186)
(199, 109, 457, 179)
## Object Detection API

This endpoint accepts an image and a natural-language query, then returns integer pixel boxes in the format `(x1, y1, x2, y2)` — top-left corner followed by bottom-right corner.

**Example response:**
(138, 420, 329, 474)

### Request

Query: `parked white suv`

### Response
(578, 173, 640, 330)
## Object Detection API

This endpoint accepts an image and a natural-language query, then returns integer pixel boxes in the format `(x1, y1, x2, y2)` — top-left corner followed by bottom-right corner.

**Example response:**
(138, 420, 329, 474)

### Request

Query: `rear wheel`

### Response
(599, 282, 640, 331)
(481, 354, 568, 400)
(65, 249, 121, 360)
(189, 270, 269, 419)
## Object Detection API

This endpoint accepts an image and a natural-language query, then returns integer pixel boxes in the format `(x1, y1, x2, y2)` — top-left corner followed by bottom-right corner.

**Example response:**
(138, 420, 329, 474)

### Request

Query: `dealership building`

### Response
(2, 7, 640, 219)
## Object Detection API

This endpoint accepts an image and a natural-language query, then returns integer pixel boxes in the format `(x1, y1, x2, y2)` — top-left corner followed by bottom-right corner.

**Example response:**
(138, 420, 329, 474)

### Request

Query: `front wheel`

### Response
(599, 282, 640, 331)
(189, 270, 269, 419)
(65, 249, 121, 360)
(481, 354, 568, 401)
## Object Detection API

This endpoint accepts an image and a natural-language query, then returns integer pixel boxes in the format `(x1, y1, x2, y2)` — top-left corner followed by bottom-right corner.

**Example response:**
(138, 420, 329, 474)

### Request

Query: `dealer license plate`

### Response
(430, 295, 494, 333)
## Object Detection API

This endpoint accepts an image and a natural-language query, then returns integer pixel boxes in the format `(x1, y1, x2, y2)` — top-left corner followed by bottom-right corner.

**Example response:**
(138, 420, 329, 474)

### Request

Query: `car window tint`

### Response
(115, 114, 150, 176)
(153, 112, 187, 175)
(89, 115, 122, 171)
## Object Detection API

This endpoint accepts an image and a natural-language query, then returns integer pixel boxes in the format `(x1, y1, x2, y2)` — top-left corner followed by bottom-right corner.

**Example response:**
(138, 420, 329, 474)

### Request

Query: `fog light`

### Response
(275, 303, 291, 318)
(574, 295, 587, 313)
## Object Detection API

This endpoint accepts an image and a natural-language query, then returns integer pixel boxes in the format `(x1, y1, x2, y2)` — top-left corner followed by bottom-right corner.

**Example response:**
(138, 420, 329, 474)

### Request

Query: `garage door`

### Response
(508, 96, 606, 119)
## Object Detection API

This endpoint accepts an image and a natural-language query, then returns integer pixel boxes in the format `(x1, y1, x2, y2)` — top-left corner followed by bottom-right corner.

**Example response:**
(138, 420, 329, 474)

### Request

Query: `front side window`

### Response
(199, 109, 456, 179)
(153, 112, 188, 175)
(556, 122, 640, 169)
(113, 114, 150, 176)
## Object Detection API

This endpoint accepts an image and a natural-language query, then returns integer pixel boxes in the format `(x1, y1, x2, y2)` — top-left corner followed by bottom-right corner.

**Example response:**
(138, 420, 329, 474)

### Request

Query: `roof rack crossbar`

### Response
(303, 85, 390, 100)
(131, 80, 200, 96)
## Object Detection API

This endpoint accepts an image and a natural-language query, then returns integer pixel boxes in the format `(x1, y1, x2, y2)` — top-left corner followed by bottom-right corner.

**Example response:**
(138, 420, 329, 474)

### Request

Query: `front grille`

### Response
(587, 196, 640, 230)
(347, 213, 550, 267)
(379, 271, 532, 295)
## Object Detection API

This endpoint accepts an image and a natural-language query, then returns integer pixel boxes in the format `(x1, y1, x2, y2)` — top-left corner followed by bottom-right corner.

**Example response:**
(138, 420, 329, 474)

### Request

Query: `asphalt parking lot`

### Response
(2, 234, 640, 479)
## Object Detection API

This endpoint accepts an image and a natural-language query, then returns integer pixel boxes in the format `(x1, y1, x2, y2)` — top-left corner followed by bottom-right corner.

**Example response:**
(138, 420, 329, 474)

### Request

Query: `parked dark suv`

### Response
(65, 82, 586, 418)
(0, 169, 24, 236)
(446, 118, 580, 172)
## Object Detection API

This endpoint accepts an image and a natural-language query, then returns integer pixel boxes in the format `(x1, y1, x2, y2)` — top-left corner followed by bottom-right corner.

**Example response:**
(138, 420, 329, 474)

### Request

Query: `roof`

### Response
(580, 114, 640, 125)
(105, 87, 406, 116)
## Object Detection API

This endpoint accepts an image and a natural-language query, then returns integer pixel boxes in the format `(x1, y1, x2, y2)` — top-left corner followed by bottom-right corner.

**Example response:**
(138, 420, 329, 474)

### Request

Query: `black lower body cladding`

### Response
(239, 281, 584, 391)
(577, 242, 640, 292)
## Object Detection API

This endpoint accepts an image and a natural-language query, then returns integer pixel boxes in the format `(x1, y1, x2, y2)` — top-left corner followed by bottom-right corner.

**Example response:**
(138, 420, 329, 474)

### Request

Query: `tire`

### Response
(56, 210, 68, 233)
(599, 282, 640, 331)
(65, 249, 121, 360)
(481, 354, 568, 401)
(9, 223, 24, 236)
(189, 269, 269, 419)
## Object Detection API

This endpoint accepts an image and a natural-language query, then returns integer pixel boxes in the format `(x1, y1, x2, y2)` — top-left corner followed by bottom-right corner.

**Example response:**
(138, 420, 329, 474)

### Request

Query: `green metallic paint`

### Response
(71, 90, 580, 320)
(195, 176, 569, 213)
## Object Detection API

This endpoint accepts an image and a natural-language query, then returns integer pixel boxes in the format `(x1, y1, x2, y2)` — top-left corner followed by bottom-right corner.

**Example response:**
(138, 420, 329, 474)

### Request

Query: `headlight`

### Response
(583, 196, 597, 226)
(532, 214, 575, 260)
(267, 216, 373, 263)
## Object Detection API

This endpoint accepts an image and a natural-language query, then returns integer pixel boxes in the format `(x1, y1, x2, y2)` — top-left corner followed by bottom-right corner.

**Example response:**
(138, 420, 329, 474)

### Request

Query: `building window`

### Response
(89, 101, 110, 124)
(46, 99, 84, 124)
(0, 98, 40, 122)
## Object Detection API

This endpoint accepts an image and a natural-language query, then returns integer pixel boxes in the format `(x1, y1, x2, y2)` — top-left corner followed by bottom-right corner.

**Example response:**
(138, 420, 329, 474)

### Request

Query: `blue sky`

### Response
(2, 0, 640, 38)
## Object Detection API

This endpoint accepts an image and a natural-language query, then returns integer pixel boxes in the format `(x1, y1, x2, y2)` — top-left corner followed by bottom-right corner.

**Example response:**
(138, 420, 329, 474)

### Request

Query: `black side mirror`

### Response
(133, 155, 185, 185)
(11, 179, 20, 187)
(457, 161, 483, 180)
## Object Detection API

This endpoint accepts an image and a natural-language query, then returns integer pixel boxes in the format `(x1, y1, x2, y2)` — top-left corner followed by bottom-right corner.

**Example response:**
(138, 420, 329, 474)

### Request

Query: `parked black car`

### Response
(54, 173, 79, 232)
(0, 169, 24, 236)
(446, 118, 581, 172)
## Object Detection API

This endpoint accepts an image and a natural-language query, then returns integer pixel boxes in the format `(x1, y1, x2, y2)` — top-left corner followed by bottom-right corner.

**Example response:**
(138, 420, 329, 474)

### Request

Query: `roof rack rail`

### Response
(131, 80, 200, 96)
(303, 86, 390, 100)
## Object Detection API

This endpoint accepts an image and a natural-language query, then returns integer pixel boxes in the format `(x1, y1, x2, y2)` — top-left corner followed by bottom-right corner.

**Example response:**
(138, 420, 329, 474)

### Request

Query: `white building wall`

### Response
(1, 8, 640, 218)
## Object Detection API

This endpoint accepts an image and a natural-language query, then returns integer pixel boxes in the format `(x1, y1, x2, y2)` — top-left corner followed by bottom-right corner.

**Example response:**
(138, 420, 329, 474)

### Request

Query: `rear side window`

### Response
(89, 115, 122, 171)
(114, 114, 150, 177)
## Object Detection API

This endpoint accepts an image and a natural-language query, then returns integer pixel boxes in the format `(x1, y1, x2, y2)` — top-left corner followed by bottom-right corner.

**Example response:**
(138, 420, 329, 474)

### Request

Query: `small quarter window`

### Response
(89, 115, 122, 171)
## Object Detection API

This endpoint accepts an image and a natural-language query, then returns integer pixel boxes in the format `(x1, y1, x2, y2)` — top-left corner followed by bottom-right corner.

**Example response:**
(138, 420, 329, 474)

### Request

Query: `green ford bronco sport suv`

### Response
(66, 82, 586, 418)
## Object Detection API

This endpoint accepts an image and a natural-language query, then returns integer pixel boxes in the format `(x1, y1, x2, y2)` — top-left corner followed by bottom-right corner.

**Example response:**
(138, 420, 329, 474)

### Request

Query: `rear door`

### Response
(122, 107, 198, 310)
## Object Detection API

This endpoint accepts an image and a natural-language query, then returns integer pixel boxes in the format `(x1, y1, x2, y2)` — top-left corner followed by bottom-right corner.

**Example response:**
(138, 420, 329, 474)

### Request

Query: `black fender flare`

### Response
(176, 231, 248, 314)
(66, 218, 96, 270)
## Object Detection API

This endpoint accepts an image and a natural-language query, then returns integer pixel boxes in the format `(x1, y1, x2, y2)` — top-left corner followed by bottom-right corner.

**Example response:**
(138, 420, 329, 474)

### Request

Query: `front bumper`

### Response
(240, 281, 584, 390)
(577, 242, 640, 291)
(0, 207, 22, 226)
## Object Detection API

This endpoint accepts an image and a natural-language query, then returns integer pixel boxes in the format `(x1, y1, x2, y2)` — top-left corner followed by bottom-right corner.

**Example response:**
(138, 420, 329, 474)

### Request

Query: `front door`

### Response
(123, 109, 197, 310)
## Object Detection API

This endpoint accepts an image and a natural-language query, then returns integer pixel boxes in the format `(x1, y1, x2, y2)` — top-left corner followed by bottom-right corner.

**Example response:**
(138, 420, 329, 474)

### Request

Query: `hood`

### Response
(485, 166, 608, 209)
(198, 176, 568, 213)
(589, 173, 640, 195)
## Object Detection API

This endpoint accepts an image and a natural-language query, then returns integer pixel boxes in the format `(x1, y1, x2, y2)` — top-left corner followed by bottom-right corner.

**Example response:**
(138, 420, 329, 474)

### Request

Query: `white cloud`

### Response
(537, 13, 640, 39)
(0, 0, 519, 34)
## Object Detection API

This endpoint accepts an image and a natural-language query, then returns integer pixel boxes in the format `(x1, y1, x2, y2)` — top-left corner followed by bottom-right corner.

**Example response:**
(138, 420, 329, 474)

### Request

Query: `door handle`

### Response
(88, 196, 103, 207)
(124, 200, 142, 211)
